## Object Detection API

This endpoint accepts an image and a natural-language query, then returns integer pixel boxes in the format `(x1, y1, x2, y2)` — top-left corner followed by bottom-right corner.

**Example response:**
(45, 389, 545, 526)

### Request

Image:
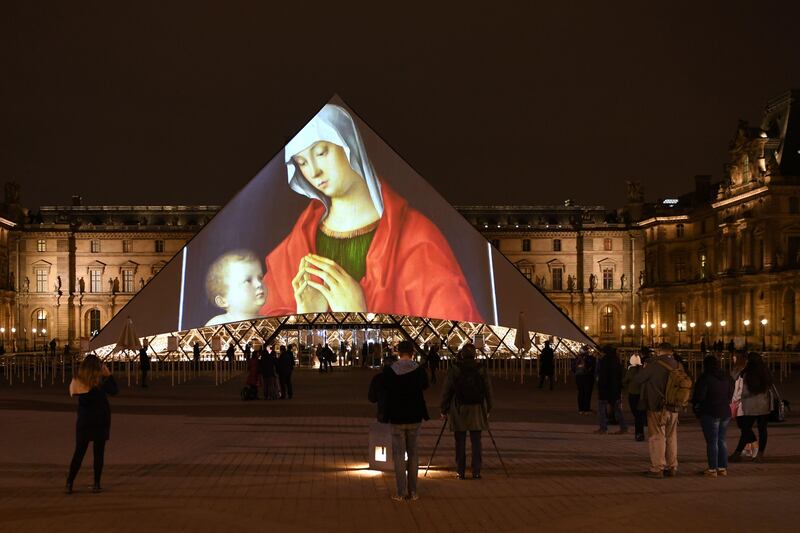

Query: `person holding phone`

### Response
(66, 354, 118, 493)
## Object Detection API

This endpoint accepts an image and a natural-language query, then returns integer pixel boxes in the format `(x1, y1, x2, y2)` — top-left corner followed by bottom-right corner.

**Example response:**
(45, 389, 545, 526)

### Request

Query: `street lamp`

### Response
(720, 320, 727, 346)
(32, 327, 37, 351)
(639, 323, 645, 347)
(650, 323, 656, 347)
(743, 320, 751, 350)
(704, 321, 712, 350)
(689, 322, 696, 348)
(760, 318, 768, 351)
(621, 324, 626, 347)
(661, 323, 668, 344)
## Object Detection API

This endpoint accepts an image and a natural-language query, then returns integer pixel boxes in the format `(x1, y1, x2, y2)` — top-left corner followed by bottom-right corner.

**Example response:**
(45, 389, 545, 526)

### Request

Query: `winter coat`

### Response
(539, 346, 555, 375)
(692, 368, 735, 419)
(634, 355, 678, 411)
(70, 376, 119, 442)
(260, 352, 277, 377)
(597, 355, 624, 401)
(277, 352, 295, 376)
(384, 359, 429, 425)
(622, 366, 642, 396)
(571, 352, 595, 377)
(440, 360, 493, 432)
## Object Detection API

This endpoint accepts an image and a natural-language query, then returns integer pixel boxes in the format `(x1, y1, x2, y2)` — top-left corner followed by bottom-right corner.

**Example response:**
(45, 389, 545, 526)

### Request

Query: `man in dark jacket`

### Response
(635, 342, 680, 478)
(538, 341, 555, 390)
(260, 347, 277, 400)
(572, 346, 596, 414)
(383, 340, 429, 501)
(427, 345, 441, 384)
(440, 343, 492, 480)
(277, 345, 295, 399)
(692, 355, 734, 476)
(595, 346, 627, 434)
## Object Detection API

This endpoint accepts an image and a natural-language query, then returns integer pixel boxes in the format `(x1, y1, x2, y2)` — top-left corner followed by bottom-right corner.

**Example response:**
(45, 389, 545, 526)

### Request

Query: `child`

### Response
(205, 251, 266, 326)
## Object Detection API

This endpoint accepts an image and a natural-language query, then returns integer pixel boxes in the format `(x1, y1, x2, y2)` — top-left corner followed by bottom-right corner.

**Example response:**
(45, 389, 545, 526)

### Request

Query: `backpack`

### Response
(656, 360, 693, 412)
(455, 364, 485, 405)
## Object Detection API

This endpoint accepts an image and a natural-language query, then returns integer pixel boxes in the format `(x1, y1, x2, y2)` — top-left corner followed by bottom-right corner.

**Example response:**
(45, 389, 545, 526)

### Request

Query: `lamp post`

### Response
(32, 327, 37, 351)
(760, 318, 768, 351)
(11, 327, 16, 352)
(621, 325, 626, 347)
(661, 323, 668, 344)
(705, 321, 712, 350)
(650, 323, 656, 347)
(629, 324, 635, 348)
(689, 322, 696, 349)
(720, 320, 727, 346)
(639, 324, 645, 348)
(743, 319, 750, 350)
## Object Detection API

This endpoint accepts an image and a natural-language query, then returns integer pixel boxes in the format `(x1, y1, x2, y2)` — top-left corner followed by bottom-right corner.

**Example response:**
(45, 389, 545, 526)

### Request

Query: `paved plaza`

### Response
(1, 364, 799, 532)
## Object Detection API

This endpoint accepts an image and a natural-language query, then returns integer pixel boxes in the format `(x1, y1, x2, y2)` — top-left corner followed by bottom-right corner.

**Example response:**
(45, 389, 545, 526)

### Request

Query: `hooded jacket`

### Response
(692, 368, 735, 419)
(383, 359, 429, 425)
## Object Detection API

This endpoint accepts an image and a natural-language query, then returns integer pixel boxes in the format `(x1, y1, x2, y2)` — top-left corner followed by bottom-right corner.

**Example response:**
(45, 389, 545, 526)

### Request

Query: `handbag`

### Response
(769, 384, 786, 423)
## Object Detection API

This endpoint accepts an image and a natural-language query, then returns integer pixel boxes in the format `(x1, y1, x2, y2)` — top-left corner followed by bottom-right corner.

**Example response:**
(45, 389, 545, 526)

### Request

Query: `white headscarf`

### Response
(284, 104, 383, 216)
(628, 354, 642, 368)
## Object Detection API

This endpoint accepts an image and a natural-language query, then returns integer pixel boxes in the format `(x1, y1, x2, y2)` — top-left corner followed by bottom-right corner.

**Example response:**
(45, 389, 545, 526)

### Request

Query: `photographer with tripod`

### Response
(440, 343, 493, 479)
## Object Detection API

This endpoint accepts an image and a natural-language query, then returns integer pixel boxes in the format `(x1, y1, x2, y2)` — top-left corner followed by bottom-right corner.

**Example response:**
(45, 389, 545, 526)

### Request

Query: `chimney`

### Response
(72, 195, 82, 206)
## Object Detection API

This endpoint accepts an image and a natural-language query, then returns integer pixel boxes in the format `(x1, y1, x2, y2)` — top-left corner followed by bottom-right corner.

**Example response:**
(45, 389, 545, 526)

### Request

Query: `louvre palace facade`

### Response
(3, 91, 799, 351)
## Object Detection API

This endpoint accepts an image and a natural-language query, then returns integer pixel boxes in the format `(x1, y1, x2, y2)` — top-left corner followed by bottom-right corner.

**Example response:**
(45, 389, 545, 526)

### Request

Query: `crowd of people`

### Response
(63, 336, 786, 499)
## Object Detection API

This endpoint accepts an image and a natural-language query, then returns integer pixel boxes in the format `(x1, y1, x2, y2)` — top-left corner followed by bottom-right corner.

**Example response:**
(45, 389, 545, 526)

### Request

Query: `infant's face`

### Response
(223, 260, 265, 312)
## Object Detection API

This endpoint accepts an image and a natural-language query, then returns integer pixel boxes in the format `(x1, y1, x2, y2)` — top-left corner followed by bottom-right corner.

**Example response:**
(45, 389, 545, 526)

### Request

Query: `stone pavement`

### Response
(1, 365, 799, 532)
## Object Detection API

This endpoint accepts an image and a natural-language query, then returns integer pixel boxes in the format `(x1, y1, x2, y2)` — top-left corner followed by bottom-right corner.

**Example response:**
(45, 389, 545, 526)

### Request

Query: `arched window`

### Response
(33, 309, 47, 336)
(676, 302, 687, 331)
(602, 305, 615, 334)
(88, 309, 101, 337)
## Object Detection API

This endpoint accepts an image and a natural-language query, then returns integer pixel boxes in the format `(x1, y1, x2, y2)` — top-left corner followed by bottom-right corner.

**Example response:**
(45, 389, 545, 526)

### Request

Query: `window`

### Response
(603, 238, 612, 251)
(123, 240, 133, 253)
(35, 309, 47, 334)
(519, 266, 532, 281)
(742, 155, 751, 183)
(490, 239, 500, 249)
(699, 252, 707, 279)
(602, 267, 613, 290)
(35, 269, 48, 293)
(155, 240, 165, 253)
(676, 224, 685, 238)
(790, 197, 800, 214)
(552, 267, 563, 291)
(90, 270, 103, 293)
(602, 305, 614, 334)
(522, 239, 531, 252)
(89, 309, 101, 336)
(91, 240, 100, 253)
(37, 239, 46, 252)
(676, 302, 687, 331)
(675, 256, 686, 281)
(122, 270, 135, 292)
(553, 239, 561, 252)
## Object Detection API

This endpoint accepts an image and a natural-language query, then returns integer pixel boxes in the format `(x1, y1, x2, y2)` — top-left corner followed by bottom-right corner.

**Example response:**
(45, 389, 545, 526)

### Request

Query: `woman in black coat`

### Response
(595, 346, 627, 434)
(66, 354, 118, 493)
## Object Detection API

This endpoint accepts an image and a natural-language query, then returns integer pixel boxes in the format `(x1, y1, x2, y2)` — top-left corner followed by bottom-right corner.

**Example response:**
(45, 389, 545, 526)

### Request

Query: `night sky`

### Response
(3, 1, 800, 211)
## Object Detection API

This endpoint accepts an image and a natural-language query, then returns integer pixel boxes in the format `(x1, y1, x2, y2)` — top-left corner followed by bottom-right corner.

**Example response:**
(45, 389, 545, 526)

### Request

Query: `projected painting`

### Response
(185, 103, 488, 328)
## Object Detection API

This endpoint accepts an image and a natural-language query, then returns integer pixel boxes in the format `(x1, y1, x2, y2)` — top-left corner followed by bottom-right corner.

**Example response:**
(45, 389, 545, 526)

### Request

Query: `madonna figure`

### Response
(260, 104, 483, 323)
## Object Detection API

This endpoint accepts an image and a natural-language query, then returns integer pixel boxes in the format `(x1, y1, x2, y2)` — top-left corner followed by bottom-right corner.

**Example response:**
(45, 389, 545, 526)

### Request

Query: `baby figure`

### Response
(205, 250, 266, 326)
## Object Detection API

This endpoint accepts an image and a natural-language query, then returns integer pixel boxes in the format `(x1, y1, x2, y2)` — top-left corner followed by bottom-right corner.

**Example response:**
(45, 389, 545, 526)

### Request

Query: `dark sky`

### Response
(3, 1, 800, 211)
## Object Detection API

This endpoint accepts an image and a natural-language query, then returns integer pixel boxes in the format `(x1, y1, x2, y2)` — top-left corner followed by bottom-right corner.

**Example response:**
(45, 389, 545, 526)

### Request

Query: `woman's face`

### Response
(292, 141, 361, 198)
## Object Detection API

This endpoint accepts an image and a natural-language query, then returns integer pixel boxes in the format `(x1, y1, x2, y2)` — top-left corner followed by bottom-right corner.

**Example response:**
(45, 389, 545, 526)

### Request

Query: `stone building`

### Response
(638, 90, 800, 350)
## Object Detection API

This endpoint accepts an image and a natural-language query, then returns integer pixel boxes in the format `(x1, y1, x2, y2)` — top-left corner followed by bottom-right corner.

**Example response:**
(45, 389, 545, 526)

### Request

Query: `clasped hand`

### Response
(292, 254, 366, 313)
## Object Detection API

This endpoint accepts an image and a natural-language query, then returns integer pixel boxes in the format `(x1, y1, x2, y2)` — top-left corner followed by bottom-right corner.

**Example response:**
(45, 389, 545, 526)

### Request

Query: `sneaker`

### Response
(644, 470, 663, 479)
(391, 495, 405, 502)
(408, 492, 419, 501)
(455, 473, 466, 480)
(701, 469, 717, 477)
(717, 468, 728, 476)
(593, 429, 608, 435)
(663, 468, 677, 478)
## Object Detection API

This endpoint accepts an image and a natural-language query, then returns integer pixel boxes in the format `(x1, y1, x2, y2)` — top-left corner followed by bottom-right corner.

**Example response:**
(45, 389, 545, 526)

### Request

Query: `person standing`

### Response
(278, 345, 295, 399)
(427, 345, 441, 385)
(66, 354, 118, 494)
(245, 350, 260, 399)
(730, 353, 772, 462)
(635, 342, 681, 478)
(138, 345, 151, 388)
(692, 355, 734, 476)
(193, 342, 201, 372)
(383, 340, 429, 501)
(440, 343, 492, 480)
(622, 354, 646, 441)
(50, 338, 57, 357)
(538, 340, 555, 390)
(572, 346, 596, 414)
(226, 343, 235, 362)
(259, 347, 277, 400)
(595, 346, 627, 435)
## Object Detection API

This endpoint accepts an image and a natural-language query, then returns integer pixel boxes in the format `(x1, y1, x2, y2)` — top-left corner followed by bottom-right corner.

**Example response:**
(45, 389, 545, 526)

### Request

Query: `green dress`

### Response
(315, 222, 378, 282)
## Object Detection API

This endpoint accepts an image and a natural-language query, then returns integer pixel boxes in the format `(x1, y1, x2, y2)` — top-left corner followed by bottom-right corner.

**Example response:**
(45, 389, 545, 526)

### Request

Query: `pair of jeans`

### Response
(628, 394, 646, 436)
(454, 431, 482, 477)
(391, 423, 420, 497)
(646, 410, 679, 472)
(598, 399, 627, 432)
(734, 415, 768, 454)
(576, 374, 594, 411)
(67, 436, 106, 485)
(700, 415, 730, 470)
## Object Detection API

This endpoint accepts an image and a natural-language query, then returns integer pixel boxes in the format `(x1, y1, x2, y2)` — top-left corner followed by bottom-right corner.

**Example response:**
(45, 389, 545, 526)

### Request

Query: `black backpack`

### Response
(455, 364, 485, 405)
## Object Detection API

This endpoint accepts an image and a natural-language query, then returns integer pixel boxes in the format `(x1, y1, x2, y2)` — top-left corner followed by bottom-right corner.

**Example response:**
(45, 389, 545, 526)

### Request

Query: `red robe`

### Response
(260, 180, 484, 323)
